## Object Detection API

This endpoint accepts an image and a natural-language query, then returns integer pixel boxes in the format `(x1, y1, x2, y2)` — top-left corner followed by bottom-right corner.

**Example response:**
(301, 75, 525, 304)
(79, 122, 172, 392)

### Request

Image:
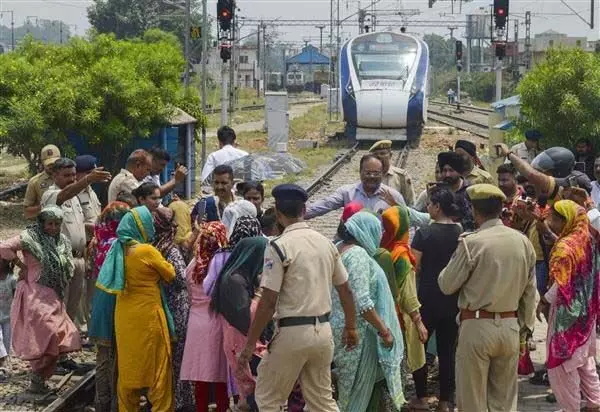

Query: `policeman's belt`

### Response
(278, 313, 330, 328)
(460, 309, 517, 321)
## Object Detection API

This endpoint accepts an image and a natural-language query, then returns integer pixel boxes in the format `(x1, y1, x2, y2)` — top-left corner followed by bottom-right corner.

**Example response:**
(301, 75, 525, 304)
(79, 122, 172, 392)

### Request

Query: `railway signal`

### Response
(495, 42, 506, 59)
(493, 0, 509, 30)
(217, 0, 234, 31)
(455, 40, 463, 68)
(220, 43, 231, 62)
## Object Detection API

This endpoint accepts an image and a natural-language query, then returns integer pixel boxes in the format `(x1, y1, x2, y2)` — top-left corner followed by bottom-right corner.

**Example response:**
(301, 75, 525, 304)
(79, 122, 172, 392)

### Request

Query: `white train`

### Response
(339, 31, 429, 146)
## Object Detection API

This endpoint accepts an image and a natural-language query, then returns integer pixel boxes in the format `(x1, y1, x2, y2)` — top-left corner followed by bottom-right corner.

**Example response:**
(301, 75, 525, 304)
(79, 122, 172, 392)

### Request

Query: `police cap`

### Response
(466, 183, 507, 202)
(40, 144, 61, 167)
(75, 155, 98, 173)
(525, 129, 543, 141)
(271, 183, 308, 203)
(369, 140, 392, 152)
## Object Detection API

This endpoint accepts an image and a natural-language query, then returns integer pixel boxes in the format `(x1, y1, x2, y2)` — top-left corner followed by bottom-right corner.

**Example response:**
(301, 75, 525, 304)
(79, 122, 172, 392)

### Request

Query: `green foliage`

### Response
(423, 34, 455, 72)
(0, 31, 188, 172)
(431, 70, 517, 103)
(87, 0, 206, 60)
(518, 48, 600, 148)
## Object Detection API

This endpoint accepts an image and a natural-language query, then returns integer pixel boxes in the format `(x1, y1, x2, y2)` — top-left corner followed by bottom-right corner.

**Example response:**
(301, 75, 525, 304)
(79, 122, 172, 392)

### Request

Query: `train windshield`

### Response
(351, 33, 418, 83)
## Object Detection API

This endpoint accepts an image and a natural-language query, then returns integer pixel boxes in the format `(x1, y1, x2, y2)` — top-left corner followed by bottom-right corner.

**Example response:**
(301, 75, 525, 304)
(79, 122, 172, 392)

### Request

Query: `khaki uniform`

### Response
(465, 166, 494, 185)
(23, 171, 54, 213)
(256, 222, 348, 412)
(438, 219, 537, 412)
(510, 142, 540, 164)
(42, 185, 88, 326)
(383, 166, 415, 206)
(107, 169, 141, 203)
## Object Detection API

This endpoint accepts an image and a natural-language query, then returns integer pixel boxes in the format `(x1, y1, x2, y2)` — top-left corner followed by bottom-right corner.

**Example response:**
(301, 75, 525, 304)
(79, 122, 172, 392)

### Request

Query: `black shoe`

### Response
(57, 359, 80, 371)
(545, 393, 556, 403)
(529, 370, 549, 386)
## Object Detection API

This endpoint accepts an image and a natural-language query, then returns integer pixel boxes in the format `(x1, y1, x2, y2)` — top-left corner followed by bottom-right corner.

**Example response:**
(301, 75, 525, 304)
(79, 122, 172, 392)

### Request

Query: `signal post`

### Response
(217, 0, 235, 126)
(493, 0, 509, 101)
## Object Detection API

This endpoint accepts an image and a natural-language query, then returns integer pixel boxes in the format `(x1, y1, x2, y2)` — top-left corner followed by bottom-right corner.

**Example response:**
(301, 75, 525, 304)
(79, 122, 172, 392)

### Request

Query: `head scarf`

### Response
(20, 206, 73, 298)
(381, 205, 416, 286)
(192, 221, 228, 283)
(153, 207, 178, 257)
(345, 211, 382, 256)
(547, 199, 600, 368)
(91, 202, 131, 279)
(222, 200, 257, 238)
(96, 206, 155, 294)
(226, 216, 262, 250)
(210, 237, 268, 334)
(342, 201, 364, 223)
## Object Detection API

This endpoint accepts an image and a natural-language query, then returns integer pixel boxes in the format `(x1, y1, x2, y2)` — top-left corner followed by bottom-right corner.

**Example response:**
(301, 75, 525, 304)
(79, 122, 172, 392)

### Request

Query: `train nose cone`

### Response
(356, 89, 410, 128)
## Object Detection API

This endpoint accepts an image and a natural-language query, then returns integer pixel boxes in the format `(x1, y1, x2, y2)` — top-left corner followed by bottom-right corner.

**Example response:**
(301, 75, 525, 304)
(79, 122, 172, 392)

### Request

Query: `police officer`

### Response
(238, 184, 359, 412)
(24, 144, 61, 219)
(438, 184, 537, 412)
(75, 155, 102, 226)
(454, 139, 493, 185)
(369, 140, 415, 206)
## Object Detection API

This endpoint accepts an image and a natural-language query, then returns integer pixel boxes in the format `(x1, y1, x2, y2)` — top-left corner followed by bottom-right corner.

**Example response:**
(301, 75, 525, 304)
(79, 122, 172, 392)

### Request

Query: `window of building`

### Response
(239, 55, 249, 64)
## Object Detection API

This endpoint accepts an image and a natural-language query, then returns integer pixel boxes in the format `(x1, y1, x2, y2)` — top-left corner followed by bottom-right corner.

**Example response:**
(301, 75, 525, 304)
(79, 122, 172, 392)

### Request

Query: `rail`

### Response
(206, 98, 323, 114)
(306, 143, 360, 197)
(429, 99, 494, 115)
(42, 369, 96, 412)
(427, 108, 489, 139)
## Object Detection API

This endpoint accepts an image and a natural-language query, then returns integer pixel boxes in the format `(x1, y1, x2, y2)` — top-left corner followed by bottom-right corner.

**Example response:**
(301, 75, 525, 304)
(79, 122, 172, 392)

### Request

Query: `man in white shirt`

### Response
(200, 126, 248, 183)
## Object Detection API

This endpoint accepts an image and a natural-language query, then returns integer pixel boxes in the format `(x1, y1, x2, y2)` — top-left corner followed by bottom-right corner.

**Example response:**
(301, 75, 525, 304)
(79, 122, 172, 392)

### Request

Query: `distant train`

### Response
(286, 71, 305, 93)
(339, 31, 429, 146)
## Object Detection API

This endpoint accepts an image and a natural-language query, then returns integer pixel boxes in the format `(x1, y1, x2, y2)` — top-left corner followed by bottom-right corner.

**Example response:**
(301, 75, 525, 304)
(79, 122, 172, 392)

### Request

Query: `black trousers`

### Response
(412, 305, 459, 402)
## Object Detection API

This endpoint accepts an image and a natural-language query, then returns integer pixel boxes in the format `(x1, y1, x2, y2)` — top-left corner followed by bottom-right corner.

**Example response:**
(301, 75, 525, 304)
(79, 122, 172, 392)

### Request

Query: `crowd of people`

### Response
(0, 126, 600, 412)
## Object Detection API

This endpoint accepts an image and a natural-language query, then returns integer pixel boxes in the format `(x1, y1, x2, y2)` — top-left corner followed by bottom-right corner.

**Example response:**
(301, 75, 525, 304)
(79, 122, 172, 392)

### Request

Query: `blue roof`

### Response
(493, 119, 515, 130)
(287, 45, 329, 65)
(491, 95, 521, 110)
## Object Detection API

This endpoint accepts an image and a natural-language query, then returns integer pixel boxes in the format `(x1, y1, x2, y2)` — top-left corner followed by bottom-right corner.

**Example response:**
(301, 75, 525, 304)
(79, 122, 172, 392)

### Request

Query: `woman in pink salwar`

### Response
(540, 200, 600, 412)
(0, 206, 81, 393)
(210, 236, 268, 411)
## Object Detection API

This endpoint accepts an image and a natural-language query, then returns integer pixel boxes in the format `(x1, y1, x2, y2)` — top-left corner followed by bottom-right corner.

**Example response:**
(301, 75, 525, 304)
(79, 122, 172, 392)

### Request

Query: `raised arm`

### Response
(498, 144, 553, 196)
(305, 187, 346, 220)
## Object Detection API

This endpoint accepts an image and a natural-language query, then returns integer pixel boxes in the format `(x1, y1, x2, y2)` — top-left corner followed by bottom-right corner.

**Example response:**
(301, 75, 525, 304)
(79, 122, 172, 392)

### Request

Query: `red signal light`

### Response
(497, 8, 505, 15)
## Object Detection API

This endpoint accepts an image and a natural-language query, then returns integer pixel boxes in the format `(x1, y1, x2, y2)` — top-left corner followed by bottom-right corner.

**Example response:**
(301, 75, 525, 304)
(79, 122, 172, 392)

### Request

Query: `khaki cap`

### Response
(369, 140, 392, 152)
(466, 183, 507, 202)
(40, 145, 61, 167)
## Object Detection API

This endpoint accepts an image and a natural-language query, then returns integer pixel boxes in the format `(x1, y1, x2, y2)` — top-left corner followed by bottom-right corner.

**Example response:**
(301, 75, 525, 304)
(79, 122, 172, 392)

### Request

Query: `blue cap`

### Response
(75, 155, 97, 173)
(525, 129, 543, 141)
(272, 184, 308, 202)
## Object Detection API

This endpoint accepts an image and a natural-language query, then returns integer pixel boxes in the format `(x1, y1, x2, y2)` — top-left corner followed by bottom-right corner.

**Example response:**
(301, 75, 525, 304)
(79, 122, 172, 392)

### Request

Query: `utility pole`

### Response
(184, 0, 191, 87)
(228, 13, 236, 117)
(221, 62, 228, 126)
(262, 23, 267, 97)
(316, 25, 326, 52)
(256, 23, 261, 98)
(200, 0, 208, 168)
(513, 18, 519, 76)
(59, 21, 63, 44)
(524, 11, 531, 70)
(1, 11, 15, 51)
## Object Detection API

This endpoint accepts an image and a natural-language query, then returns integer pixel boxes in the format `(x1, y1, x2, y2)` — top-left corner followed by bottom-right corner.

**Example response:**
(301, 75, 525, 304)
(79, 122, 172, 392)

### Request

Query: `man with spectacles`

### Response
(305, 154, 406, 220)
(369, 140, 415, 206)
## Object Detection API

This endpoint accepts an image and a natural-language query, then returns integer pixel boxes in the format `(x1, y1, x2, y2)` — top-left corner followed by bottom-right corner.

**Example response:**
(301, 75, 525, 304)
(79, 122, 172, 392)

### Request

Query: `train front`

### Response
(340, 31, 429, 145)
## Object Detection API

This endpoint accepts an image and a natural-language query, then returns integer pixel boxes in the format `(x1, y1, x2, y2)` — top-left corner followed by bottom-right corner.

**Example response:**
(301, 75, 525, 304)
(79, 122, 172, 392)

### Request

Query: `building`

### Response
(517, 30, 589, 67)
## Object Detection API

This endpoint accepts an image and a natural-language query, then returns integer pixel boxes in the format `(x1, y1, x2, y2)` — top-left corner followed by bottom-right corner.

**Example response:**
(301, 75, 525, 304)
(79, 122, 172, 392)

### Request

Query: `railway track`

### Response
(427, 108, 489, 139)
(429, 99, 494, 115)
(305, 142, 410, 238)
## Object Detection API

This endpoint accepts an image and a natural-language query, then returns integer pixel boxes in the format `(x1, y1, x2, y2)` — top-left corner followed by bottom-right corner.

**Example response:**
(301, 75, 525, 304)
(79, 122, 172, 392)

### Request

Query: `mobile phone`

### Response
(195, 198, 207, 223)
(494, 144, 502, 157)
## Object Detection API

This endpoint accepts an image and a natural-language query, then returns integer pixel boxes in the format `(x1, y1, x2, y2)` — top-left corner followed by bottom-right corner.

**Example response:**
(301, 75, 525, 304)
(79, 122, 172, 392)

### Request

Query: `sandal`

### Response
(529, 370, 550, 386)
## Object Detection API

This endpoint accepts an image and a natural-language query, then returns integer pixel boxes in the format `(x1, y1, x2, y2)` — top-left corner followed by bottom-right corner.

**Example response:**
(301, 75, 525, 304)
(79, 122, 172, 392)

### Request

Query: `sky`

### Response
(0, 0, 598, 46)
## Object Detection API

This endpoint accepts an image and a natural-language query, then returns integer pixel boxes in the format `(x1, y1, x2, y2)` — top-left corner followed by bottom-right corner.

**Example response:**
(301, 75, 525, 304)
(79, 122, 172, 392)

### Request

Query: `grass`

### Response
(195, 103, 347, 194)
(205, 109, 266, 129)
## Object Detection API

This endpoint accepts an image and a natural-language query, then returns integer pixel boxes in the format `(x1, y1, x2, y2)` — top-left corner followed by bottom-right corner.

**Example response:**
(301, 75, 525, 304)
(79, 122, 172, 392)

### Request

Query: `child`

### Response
(0, 258, 16, 372)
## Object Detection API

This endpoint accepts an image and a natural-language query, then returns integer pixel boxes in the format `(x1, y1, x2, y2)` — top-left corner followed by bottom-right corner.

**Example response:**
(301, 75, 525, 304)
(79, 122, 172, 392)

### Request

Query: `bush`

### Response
(518, 48, 600, 149)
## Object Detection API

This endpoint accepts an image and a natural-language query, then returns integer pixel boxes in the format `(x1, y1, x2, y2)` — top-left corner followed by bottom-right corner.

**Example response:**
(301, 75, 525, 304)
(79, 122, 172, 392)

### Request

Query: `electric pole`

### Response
(524, 11, 531, 71)
(316, 25, 326, 52)
(184, 0, 191, 87)
(256, 23, 261, 98)
(200, 0, 208, 168)
(228, 12, 236, 117)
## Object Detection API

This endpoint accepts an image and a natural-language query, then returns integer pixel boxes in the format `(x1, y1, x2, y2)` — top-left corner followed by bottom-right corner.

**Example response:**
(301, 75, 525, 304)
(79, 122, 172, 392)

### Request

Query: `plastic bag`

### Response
(223, 153, 307, 181)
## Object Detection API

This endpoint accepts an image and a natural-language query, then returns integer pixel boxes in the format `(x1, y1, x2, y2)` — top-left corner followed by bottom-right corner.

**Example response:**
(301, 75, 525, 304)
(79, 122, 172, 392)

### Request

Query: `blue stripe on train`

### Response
(340, 41, 358, 126)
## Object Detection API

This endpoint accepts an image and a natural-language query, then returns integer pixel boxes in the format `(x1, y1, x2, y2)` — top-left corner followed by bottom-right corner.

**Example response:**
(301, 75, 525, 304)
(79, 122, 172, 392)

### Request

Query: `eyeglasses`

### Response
(362, 171, 382, 178)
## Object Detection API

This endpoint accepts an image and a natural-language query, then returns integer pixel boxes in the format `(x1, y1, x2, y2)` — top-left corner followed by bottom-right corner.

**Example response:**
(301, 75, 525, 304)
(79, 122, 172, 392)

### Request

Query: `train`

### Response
(339, 31, 430, 146)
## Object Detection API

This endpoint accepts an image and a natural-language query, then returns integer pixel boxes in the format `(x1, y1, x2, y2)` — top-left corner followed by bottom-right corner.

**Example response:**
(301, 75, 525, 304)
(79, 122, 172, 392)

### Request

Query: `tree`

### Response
(87, 0, 205, 60)
(423, 33, 455, 72)
(518, 48, 600, 148)
(0, 31, 186, 173)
